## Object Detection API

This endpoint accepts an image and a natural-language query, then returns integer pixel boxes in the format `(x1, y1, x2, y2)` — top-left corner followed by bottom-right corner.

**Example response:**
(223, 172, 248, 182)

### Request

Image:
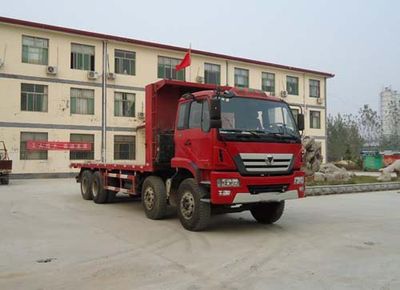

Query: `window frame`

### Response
(287, 76, 299, 95)
(309, 79, 320, 98)
(114, 135, 136, 160)
(70, 88, 95, 115)
(157, 56, 185, 81)
(114, 49, 136, 75)
(114, 92, 135, 117)
(20, 132, 48, 160)
(70, 43, 95, 71)
(310, 110, 321, 129)
(21, 83, 48, 112)
(69, 133, 95, 160)
(261, 72, 275, 95)
(21, 35, 49, 65)
(204, 63, 221, 85)
(234, 68, 249, 88)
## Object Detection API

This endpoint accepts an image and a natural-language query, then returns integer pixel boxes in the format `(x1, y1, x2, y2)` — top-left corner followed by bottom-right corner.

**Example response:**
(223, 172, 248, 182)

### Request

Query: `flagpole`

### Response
(189, 43, 192, 82)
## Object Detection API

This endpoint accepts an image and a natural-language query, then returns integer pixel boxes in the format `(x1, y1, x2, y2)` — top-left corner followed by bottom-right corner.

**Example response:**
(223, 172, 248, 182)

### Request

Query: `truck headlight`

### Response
(294, 176, 304, 185)
(217, 178, 241, 187)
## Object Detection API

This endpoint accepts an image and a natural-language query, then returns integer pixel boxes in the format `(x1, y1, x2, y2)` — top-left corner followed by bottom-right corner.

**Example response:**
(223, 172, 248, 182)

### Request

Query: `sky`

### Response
(2, 0, 400, 116)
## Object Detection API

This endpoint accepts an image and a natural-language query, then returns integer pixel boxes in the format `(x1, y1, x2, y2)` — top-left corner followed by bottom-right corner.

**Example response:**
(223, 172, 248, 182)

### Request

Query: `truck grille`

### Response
(238, 153, 293, 174)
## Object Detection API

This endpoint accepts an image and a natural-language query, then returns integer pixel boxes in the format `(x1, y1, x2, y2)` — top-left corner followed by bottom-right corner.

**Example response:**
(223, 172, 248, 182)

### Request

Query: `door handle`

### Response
(184, 139, 191, 146)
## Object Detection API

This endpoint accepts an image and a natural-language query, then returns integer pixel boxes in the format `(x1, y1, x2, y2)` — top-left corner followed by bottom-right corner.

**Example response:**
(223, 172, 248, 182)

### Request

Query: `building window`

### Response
(71, 43, 95, 71)
(20, 132, 48, 160)
(70, 88, 94, 115)
(22, 35, 49, 65)
(291, 108, 299, 124)
(70, 134, 94, 160)
(115, 49, 135, 75)
(114, 92, 135, 117)
(262, 72, 275, 95)
(204, 63, 221, 85)
(114, 135, 135, 160)
(310, 110, 321, 129)
(309, 79, 320, 98)
(157, 56, 185, 80)
(21, 83, 48, 112)
(234, 68, 249, 88)
(287, 76, 299, 95)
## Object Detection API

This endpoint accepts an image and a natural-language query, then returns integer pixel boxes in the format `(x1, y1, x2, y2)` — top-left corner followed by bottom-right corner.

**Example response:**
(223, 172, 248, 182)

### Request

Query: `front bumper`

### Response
(210, 171, 305, 205)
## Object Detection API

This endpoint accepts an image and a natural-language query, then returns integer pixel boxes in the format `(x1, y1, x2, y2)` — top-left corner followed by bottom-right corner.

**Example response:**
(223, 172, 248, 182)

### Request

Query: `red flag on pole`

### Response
(175, 49, 191, 71)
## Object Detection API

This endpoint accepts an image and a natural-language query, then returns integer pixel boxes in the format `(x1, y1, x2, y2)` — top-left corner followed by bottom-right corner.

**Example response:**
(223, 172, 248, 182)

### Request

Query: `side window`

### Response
(201, 101, 210, 132)
(189, 101, 202, 128)
(177, 102, 189, 130)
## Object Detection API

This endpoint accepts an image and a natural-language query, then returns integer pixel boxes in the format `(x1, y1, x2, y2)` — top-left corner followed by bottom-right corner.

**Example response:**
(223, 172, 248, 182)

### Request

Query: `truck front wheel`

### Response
(80, 170, 93, 200)
(177, 178, 210, 231)
(250, 201, 285, 224)
(141, 176, 167, 220)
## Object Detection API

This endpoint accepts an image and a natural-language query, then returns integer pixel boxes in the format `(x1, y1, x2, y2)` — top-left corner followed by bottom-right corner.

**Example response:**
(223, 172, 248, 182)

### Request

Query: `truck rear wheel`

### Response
(250, 201, 285, 224)
(142, 176, 167, 220)
(92, 171, 109, 204)
(1, 175, 9, 185)
(80, 170, 93, 200)
(177, 178, 210, 231)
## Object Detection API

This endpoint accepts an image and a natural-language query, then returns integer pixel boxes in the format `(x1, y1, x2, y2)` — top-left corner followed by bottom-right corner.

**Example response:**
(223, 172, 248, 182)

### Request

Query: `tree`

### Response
(357, 104, 381, 150)
(327, 114, 364, 162)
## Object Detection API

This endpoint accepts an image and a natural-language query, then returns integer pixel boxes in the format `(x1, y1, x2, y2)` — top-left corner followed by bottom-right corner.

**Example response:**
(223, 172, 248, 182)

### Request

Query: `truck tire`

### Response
(80, 170, 93, 200)
(1, 175, 9, 185)
(92, 171, 109, 204)
(250, 201, 285, 224)
(141, 176, 167, 220)
(177, 178, 210, 231)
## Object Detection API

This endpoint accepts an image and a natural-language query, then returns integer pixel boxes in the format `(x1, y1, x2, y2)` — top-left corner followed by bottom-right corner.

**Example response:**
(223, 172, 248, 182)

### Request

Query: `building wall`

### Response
(0, 21, 328, 175)
(380, 87, 400, 137)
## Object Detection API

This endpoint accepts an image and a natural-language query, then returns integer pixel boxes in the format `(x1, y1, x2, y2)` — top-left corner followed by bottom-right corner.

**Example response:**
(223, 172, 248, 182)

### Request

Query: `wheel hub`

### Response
(180, 191, 195, 220)
(144, 187, 155, 210)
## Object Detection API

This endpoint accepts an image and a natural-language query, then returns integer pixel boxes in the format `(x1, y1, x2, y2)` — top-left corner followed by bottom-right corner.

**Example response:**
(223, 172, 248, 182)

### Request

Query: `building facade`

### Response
(380, 87, 400, 137)
(0, 17, 334, 176)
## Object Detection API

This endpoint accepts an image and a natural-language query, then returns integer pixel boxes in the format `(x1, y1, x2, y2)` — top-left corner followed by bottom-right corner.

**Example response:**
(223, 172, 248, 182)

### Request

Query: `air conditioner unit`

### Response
(46, 65, 57, 75)
(107, 72, 116, 80)
(87, 71, 99, 80)
(316, 98, 323, 104)
(280, 90, 288, 98)
(137, 112, 145, 120)
(196, 76, 204, 83)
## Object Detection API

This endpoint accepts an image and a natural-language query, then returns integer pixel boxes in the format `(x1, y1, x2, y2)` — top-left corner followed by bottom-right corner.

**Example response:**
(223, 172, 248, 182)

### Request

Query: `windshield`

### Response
(219, 97, 300, 139)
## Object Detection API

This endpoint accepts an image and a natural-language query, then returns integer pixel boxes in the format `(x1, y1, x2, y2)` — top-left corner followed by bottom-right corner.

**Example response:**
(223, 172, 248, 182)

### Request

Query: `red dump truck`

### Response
(71, 80, 305, 231)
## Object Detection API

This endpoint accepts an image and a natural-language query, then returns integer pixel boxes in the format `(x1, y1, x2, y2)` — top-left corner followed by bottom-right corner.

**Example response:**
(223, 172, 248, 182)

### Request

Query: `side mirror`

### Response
(209, 98, 221, 120)
(297, 113, 305, 131)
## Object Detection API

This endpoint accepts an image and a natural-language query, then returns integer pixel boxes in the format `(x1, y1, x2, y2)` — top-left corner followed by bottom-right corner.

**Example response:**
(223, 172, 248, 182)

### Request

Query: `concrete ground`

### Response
(0, 179, 399, 290)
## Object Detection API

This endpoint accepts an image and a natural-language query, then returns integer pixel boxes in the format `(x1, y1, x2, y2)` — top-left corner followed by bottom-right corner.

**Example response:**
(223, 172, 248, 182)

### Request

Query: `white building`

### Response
(380, 87, 400, 137)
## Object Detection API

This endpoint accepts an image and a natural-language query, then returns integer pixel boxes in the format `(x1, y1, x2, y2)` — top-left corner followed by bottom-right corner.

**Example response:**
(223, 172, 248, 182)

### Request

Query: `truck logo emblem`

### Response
(266, 155, 274, 165)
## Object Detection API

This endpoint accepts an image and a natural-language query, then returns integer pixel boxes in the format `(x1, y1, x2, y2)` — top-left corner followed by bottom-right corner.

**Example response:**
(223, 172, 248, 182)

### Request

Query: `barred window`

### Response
(22, 35, 48, 65)
(234, 68, 249, 88)
(309, 79, 320, 98)
(287, 76, 299, 95)
(71, 43, 95, 71)
(157, 56, 185, 81)
(21, 83, 48, 112)
(262, 72, 275, 95)
(204, 63, 221, 85)
(70, 88, 94, 115)
(115, 49, 135, 75)
(70, 134, 94, 160)
(114, 135, 135, 160)
(114, 92, 135, 117)
(20, 132, 48, 160)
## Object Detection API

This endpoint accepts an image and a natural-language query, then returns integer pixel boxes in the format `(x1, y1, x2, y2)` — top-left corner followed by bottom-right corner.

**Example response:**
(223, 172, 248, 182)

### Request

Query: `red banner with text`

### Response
(27, 141, 92, 151)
